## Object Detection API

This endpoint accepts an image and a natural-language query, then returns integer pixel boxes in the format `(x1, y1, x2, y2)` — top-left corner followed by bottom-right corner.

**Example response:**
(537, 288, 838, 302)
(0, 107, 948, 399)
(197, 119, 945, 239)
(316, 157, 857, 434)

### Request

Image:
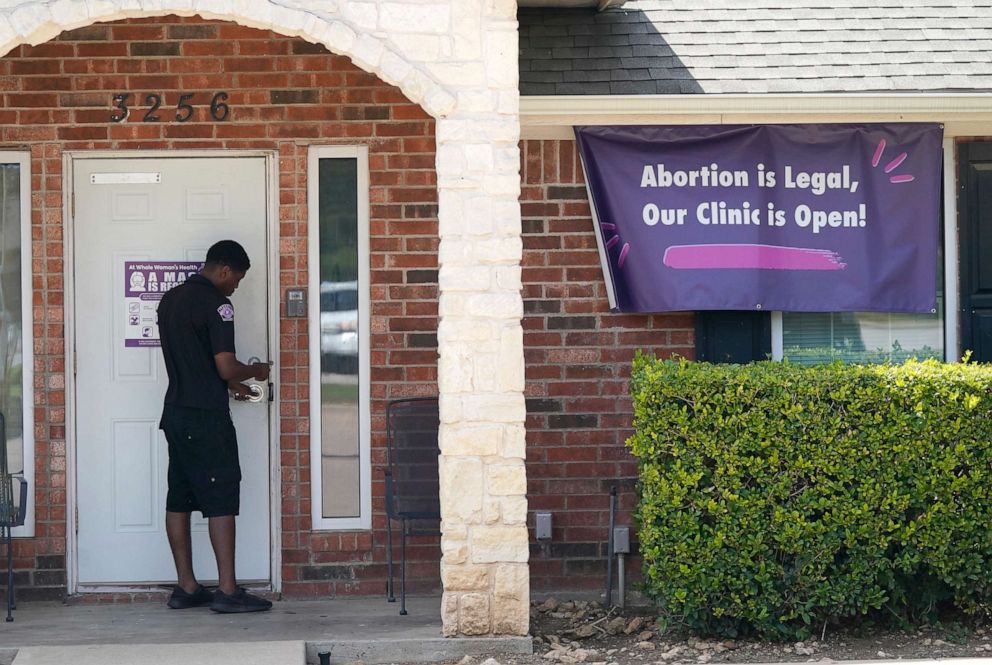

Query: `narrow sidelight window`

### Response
(0, 153, 33, 536)
(308, 146, 370, 530)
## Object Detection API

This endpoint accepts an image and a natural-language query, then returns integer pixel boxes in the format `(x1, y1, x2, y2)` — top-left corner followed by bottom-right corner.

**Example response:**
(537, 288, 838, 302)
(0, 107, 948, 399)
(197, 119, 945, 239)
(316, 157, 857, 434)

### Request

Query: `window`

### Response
(777, 311, 944, 365)
(308, 146, 370, 530)
(0, 153, 33, 536)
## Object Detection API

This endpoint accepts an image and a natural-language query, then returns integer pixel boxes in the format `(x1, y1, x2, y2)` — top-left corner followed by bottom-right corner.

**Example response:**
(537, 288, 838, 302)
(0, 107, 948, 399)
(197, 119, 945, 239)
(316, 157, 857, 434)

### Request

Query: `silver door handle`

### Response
(246, 383, 265, 403)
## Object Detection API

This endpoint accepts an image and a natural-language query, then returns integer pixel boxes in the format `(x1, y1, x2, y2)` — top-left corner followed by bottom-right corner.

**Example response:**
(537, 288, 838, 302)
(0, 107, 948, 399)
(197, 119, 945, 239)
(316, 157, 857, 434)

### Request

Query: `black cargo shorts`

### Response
(160, 405, 241, 517)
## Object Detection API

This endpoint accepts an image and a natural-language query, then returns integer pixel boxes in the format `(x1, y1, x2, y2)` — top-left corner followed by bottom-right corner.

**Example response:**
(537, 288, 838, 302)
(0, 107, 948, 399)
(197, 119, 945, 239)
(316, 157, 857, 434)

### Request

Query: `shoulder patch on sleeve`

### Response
(217, 303, 235, 322)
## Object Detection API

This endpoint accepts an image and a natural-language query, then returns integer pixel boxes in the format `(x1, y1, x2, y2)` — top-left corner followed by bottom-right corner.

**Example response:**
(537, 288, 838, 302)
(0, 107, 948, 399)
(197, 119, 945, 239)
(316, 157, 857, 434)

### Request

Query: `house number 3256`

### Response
(110, 92, 231, 123)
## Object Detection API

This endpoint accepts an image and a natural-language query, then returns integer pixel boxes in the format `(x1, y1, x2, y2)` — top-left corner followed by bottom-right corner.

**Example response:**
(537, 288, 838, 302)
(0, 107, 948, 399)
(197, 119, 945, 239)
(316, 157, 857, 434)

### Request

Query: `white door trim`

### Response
(64, 150, 282, 594)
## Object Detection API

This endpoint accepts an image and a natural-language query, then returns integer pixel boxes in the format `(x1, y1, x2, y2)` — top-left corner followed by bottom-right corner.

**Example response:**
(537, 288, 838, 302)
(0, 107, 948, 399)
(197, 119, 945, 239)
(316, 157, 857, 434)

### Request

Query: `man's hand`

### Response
(215, 352, 272, 383)
(228, 381, 253, 401)
(250, 361, 272, 381)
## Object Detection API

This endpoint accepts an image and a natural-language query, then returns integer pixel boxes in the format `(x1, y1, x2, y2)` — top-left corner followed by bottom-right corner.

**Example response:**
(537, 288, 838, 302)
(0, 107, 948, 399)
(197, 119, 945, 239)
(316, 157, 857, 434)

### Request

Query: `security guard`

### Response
(157, 239, 273, 613)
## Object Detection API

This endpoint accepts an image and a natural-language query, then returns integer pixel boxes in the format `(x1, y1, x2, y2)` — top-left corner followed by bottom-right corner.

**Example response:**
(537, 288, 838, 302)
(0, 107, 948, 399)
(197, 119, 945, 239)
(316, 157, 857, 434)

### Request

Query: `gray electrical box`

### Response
(536, 512, 552, 539)
(286, 288, 306, 318)
(612, 527, 630, 554)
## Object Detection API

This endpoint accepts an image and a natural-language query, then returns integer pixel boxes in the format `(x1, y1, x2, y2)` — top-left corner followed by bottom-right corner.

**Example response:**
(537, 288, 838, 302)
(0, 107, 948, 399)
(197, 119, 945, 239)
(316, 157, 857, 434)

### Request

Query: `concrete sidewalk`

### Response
(0, 596, 532, 665)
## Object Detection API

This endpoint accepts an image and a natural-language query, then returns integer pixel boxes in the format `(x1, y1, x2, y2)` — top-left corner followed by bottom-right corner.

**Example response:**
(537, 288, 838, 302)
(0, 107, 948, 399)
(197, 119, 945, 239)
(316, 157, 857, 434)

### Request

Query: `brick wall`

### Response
(1, 15, 699, 605)
(0, 16, 440, 601)
(520, 139, 695, 593)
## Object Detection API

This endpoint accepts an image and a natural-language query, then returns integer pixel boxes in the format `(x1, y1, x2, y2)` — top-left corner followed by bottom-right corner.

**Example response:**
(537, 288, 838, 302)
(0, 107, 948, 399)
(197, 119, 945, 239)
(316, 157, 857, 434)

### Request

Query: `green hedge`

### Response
(628, 355, 992, 639)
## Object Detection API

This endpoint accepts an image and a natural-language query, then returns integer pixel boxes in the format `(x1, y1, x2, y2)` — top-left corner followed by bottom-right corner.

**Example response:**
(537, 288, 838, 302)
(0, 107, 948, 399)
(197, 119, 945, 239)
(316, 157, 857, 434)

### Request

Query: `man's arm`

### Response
(214, 352, 271, 383)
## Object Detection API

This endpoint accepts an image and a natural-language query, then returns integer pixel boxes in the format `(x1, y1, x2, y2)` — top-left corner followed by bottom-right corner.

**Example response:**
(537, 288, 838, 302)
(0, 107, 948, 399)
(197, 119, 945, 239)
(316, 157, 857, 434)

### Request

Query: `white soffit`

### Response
(520, 94, 992, 139)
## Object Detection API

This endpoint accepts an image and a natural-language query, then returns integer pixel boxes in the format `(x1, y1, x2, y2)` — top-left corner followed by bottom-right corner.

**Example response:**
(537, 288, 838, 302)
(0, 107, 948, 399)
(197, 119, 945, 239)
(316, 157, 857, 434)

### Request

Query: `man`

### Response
(157, 240, 273, 613)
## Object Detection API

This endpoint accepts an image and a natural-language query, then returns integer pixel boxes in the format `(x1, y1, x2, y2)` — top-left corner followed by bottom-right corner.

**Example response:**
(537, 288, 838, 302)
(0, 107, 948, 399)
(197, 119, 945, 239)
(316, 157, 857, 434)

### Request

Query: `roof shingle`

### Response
(519, 1, 992, 95)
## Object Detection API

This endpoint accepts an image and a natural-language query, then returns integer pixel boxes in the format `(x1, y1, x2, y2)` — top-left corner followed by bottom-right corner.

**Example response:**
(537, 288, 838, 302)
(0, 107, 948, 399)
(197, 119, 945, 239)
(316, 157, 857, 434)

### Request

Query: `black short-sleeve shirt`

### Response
(158, 273, 236, 412)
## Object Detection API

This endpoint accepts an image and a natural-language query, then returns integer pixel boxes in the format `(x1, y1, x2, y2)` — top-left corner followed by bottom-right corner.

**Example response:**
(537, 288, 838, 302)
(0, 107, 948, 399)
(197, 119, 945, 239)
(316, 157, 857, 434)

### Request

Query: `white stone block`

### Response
(441, 563, 490, 591)
(494, 562, 530, 600)
(48, 0, 88, 28)
(487, 462, 526, 496)
(269, 4, 306, 34)
(437, 319, 496, 344)
(427, 87, 457, 120)
(495, 266, 521, 291)
(499, 326, 525, 392)
(485, 29, 518, 88)
(495, 146, 521, 173)
(343, 1, 377, 31)
(438, 349, 473, 393)
(457, 593, 492, 635)
(500, 495, 528, 524)
(379, 48, 413, 86)
(430, 61, 487, 86)
(390, 33, 442, 61)
(9, 2, 50, 38)
(442, 522, 469, 540)
(482, 497, 501, 524)
(324, 20, 357, 53)
(498, 89, 520, 115)
(380, 2, 450, 34)
(463, 143, 494, 171)
(351, 32, 384, 71)
(484, 173, 522, 197)
(470, 525, 529, 563)
(440, 425, 502, 456)
(461, 394, 526, 424)
(468, 293, 522, 319)
(439, 456, 483, 522)
(441, 538, 468, 565)
(439, 265, 492, 291)
(457, 90, 499, 113)
(472, 353, 499, 391)
(502, 425, 527, 459)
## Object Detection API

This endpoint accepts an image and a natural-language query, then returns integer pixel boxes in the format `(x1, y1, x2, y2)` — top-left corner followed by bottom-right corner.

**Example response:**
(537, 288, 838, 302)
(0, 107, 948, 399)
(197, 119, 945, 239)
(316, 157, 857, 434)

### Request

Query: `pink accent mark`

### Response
(872, 139, 886, 168)
(618, 243, 630, 268)
(884, 152, 908, 173)
(889, 174, 915, 184)
(605, 236, 620, 250)
(600, 223, 616, 231)
(663, 244, 847, 271)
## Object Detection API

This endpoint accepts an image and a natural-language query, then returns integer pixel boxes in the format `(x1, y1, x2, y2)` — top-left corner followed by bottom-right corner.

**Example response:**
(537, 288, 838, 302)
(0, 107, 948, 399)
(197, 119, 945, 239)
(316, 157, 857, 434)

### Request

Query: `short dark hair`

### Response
(205, 240, 251, 273)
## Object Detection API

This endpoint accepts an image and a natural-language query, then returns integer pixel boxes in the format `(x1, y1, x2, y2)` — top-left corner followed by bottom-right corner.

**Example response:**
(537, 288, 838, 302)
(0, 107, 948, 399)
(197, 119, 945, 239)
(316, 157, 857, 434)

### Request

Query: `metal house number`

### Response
(110, 92, 231, 123)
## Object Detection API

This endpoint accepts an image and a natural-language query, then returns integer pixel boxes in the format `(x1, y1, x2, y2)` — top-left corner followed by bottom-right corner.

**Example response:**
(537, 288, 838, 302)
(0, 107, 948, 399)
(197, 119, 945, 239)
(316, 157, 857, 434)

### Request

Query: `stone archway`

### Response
(0, 0, 528, 637)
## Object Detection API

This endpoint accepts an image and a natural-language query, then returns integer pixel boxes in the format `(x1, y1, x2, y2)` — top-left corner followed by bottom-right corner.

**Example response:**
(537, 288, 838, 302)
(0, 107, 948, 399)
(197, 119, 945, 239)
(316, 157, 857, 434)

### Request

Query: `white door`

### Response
(73, 157, 271, 585)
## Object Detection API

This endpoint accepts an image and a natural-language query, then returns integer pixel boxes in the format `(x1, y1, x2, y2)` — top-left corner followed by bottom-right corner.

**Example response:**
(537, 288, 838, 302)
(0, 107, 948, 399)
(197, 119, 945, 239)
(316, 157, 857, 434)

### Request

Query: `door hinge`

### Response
(71, 191, 75, 218)
(73, 351, 77, 375)
(74, 506, 79, 533)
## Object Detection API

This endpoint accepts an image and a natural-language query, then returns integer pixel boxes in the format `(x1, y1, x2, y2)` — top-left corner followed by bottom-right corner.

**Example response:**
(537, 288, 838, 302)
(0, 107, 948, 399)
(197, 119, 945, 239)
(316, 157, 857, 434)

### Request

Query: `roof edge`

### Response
(520, 93, 992, 138)
(517, 0, 626, 10)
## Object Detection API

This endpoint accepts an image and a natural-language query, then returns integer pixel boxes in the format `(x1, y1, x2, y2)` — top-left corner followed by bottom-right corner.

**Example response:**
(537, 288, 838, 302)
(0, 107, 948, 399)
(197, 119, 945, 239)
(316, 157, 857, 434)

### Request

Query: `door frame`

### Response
(63, 150, 282, 594)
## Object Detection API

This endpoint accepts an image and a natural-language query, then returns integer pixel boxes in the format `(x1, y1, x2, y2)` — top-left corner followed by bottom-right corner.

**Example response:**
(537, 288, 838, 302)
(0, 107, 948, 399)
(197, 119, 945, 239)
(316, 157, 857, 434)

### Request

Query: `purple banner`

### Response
(575, 124, 943, 313)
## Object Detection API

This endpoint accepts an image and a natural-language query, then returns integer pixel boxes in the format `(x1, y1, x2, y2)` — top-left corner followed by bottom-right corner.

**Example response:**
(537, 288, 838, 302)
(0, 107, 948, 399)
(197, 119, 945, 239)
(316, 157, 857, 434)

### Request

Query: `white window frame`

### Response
(772, 139, 957, 363)
(1, 152, 34, 537)
(308, 145, 371, 531)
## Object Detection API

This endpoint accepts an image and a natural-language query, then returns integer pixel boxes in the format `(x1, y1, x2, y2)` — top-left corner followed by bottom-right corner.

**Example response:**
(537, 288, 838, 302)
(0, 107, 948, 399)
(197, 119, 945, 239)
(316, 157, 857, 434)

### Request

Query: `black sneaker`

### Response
(210, 587, 273, 613)
(167, 584, 214, 609)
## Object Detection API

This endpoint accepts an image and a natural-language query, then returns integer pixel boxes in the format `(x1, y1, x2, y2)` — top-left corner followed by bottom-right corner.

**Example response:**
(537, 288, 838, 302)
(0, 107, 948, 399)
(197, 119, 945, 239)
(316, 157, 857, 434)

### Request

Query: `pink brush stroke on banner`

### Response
(663, 244, 847, 270)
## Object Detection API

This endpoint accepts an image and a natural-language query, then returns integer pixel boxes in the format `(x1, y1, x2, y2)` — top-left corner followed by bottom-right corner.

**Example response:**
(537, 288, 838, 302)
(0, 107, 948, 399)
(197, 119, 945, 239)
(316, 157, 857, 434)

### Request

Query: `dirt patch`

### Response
(414, 598, 992, 665)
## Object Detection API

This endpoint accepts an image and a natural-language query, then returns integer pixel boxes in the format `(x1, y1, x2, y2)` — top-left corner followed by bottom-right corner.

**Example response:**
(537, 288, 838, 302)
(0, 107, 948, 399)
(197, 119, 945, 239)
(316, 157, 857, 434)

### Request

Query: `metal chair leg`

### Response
(386, 518, 395, 602)
(399, 519, 408, 616)
(5, 524, 13, 622)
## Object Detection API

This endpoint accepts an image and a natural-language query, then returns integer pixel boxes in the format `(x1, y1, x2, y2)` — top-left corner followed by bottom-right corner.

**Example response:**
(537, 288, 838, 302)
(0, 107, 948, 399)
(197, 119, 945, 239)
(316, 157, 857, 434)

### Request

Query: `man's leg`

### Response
(165, 510, 198, 593)
(208, 515, 237, 595)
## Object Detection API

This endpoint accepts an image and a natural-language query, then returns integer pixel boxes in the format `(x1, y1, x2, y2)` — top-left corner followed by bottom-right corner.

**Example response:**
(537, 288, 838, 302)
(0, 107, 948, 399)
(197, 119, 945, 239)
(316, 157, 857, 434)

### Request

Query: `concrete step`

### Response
(12, 641, 306, 665)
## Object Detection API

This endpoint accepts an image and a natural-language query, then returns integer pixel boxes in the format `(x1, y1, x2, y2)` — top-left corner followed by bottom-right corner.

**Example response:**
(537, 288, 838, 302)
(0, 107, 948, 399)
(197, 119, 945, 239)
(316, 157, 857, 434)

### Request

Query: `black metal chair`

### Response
(384, 396, 440, 615)
(0, 411, 28, 622)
